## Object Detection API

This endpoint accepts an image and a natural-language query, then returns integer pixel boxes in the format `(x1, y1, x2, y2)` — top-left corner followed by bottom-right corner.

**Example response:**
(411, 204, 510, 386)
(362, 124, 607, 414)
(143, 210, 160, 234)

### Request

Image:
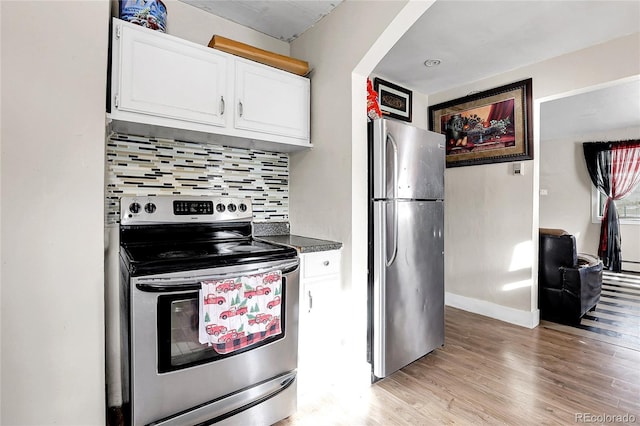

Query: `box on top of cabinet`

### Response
(208, 35, 309, 76)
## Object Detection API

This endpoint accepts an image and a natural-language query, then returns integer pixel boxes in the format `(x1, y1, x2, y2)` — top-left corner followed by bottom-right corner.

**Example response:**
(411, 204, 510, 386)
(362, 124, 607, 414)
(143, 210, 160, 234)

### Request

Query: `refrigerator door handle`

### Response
(372, 202, 386, 376)
(386, 200, 398, 267)
(386, 133, 399, 266)
(387, 132, 399, 200)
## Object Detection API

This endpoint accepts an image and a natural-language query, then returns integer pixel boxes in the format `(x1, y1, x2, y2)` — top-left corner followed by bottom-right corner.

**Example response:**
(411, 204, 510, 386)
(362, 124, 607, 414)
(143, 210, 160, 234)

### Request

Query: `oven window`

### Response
(157, 281, 287, 373)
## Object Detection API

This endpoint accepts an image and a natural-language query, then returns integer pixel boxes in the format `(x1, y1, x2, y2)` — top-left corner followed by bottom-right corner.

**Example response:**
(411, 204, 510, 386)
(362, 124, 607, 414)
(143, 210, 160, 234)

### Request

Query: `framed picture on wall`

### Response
(428, 78, 533, 168)
(374, 78, 412, 122)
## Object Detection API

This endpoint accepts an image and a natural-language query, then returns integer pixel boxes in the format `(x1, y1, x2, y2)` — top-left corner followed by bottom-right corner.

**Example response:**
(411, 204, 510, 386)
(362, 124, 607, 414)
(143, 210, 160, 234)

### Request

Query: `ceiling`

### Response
(541, 79, 640, 141)
(374, 1, 640, 95)
(180, 0, 343, 42)
(182, 0, 640, 136)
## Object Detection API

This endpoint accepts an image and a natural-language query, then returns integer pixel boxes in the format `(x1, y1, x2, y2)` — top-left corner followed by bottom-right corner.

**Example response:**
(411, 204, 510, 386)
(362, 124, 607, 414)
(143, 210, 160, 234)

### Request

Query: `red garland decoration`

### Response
(367, 78, 382, 120)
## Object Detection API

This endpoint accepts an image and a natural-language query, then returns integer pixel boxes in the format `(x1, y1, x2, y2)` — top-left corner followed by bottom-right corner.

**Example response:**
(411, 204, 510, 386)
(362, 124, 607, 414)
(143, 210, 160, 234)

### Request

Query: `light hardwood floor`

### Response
(278, 307, 640, 425)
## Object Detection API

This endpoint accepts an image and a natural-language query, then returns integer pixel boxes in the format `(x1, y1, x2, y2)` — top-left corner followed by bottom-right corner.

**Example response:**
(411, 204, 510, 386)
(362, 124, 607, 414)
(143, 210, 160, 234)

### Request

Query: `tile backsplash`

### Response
(106, 133, 288, 224)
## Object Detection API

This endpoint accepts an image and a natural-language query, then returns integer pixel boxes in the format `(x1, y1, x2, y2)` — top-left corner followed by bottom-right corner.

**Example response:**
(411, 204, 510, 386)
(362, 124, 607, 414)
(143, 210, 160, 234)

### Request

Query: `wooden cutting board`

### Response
(208, 35, 309, 76)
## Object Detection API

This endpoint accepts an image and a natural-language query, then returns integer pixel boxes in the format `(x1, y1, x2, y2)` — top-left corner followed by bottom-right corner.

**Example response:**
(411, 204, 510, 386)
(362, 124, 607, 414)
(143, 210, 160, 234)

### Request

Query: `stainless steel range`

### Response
(118, 195, 299, 425)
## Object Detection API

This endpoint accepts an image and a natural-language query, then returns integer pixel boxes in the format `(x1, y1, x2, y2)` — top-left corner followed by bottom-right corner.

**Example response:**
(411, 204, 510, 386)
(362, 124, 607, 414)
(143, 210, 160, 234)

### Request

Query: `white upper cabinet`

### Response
(109, 19, 311, 152)
(235, 59, 310, 140)
(116, 21, 228, 127)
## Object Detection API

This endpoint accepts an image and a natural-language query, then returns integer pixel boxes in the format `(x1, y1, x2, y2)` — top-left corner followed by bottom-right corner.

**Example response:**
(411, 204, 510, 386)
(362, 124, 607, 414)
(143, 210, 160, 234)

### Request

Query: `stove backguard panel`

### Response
(106, 134, 288, 224)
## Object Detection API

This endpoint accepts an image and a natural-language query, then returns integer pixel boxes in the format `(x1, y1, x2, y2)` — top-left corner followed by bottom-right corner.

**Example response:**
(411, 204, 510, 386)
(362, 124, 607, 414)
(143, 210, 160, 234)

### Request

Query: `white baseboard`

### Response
(445, 292, 540, 329)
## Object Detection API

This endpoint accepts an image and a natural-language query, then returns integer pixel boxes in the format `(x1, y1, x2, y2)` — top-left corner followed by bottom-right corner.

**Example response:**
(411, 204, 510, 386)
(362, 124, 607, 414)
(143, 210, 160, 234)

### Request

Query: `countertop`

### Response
(257, 234, 343, 254)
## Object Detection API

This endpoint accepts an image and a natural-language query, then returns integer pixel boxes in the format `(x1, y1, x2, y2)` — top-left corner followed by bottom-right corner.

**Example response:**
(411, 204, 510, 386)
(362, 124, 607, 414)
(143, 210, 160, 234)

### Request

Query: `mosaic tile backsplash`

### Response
(106, 134, 289, 224)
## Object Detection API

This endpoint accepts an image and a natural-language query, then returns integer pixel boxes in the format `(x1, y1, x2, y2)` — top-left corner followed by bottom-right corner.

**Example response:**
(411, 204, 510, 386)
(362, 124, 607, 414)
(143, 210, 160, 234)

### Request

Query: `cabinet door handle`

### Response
(308, 290, 313, 313)
(220, 96, 225, 115)
(238, 101, 243, 117)
(323, 260, 330, 266)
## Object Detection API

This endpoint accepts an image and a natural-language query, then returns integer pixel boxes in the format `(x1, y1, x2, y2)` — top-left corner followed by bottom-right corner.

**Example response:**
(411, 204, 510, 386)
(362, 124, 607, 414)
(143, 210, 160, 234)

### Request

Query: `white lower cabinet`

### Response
(297, 249, 342, 397)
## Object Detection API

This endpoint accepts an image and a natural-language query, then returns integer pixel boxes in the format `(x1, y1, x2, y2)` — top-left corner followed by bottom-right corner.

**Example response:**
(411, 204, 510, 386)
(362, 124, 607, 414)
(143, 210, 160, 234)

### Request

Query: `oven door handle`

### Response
(135, 259, 299, 293)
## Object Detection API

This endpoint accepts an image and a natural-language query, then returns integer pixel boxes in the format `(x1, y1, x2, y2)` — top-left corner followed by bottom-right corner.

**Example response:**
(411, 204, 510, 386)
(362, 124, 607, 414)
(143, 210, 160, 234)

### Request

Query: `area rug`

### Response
(540, 271, 640, 352)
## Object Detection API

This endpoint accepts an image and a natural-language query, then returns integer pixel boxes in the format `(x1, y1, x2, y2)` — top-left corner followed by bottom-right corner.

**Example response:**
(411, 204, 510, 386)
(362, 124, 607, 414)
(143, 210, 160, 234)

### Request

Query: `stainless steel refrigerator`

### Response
(367, 118, 445, 380)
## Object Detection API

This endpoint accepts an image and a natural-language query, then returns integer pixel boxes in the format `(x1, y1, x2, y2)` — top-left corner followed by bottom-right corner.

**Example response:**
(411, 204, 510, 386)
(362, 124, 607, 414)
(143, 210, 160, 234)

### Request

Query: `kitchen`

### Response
(2, 0, 639, 425)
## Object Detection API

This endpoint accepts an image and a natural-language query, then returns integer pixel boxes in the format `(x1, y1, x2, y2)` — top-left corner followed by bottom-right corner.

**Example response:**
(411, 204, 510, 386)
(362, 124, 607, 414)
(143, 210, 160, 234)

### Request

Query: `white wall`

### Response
(289, 0, 405, 376)
(1, 1, 110, 424)
(412, 90, 429, 131)
(540, 125, 640, 261)
(429, 33, 640, 326)
(621, 224, 640, 271)
(0, 1, 291, 424)
(289, 0, 408, 250)
(289, 0, 436, 381)
(1, 4, 4, 421)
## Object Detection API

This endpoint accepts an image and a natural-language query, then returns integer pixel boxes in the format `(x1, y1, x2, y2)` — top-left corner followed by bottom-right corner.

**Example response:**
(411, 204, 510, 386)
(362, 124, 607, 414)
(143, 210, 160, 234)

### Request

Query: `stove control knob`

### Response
(227, 203, 237, 213)
(144, 203, 156, 214)
(129, 202, 141, 214)
(216, 203, 226, 213)
(238, 203, 247, 212)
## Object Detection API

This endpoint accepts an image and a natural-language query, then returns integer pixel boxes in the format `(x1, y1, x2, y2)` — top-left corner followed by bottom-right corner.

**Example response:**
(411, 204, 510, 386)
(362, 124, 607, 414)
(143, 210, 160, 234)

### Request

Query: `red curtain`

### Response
(487, 98, 514, 123)
(585, 140, 640, 271)
(612, 142, 640, 197)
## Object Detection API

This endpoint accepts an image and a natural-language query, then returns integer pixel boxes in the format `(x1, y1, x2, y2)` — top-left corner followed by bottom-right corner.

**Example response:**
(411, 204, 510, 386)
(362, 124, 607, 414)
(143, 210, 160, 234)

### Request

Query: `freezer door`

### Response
(372, 118, 445, 200)
(372, 200, 444, 378)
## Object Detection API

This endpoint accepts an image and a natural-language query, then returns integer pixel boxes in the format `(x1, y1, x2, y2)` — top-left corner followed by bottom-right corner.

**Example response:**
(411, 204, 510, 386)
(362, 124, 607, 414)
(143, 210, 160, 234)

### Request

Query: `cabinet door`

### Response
(115, 21, 228, 127)
(297, 250, 342, 395)
(235, 60, 310, 140)
(298, 277, 340, 394)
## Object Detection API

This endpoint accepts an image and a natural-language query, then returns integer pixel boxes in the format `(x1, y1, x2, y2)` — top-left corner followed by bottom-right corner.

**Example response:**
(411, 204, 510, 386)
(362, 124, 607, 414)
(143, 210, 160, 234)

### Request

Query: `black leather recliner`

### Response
(538, 228, 603, 323)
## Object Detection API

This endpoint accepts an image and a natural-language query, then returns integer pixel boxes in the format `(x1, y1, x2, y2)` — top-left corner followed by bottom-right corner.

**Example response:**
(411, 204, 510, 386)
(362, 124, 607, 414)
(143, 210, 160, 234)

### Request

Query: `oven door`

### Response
(129, 258, 299, 426)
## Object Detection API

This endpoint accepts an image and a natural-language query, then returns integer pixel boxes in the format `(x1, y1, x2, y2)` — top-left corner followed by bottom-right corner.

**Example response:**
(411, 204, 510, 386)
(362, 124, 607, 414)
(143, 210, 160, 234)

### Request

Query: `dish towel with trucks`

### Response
(199, 270, 283, 354)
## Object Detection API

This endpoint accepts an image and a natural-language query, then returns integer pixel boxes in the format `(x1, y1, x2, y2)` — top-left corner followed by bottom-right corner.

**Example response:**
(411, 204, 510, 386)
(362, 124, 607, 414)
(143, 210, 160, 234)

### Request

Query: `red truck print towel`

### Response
(199, 270, 283, 354)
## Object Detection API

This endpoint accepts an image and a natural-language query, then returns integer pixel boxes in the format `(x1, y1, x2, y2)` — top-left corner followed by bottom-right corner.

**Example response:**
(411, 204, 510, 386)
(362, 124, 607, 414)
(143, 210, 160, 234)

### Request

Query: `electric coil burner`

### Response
(118, 195, 299, 426)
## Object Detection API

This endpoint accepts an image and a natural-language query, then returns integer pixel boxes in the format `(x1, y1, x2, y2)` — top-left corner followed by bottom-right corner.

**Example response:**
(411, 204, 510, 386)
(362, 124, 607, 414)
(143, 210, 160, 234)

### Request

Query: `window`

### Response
(592, 185, 640, 223)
